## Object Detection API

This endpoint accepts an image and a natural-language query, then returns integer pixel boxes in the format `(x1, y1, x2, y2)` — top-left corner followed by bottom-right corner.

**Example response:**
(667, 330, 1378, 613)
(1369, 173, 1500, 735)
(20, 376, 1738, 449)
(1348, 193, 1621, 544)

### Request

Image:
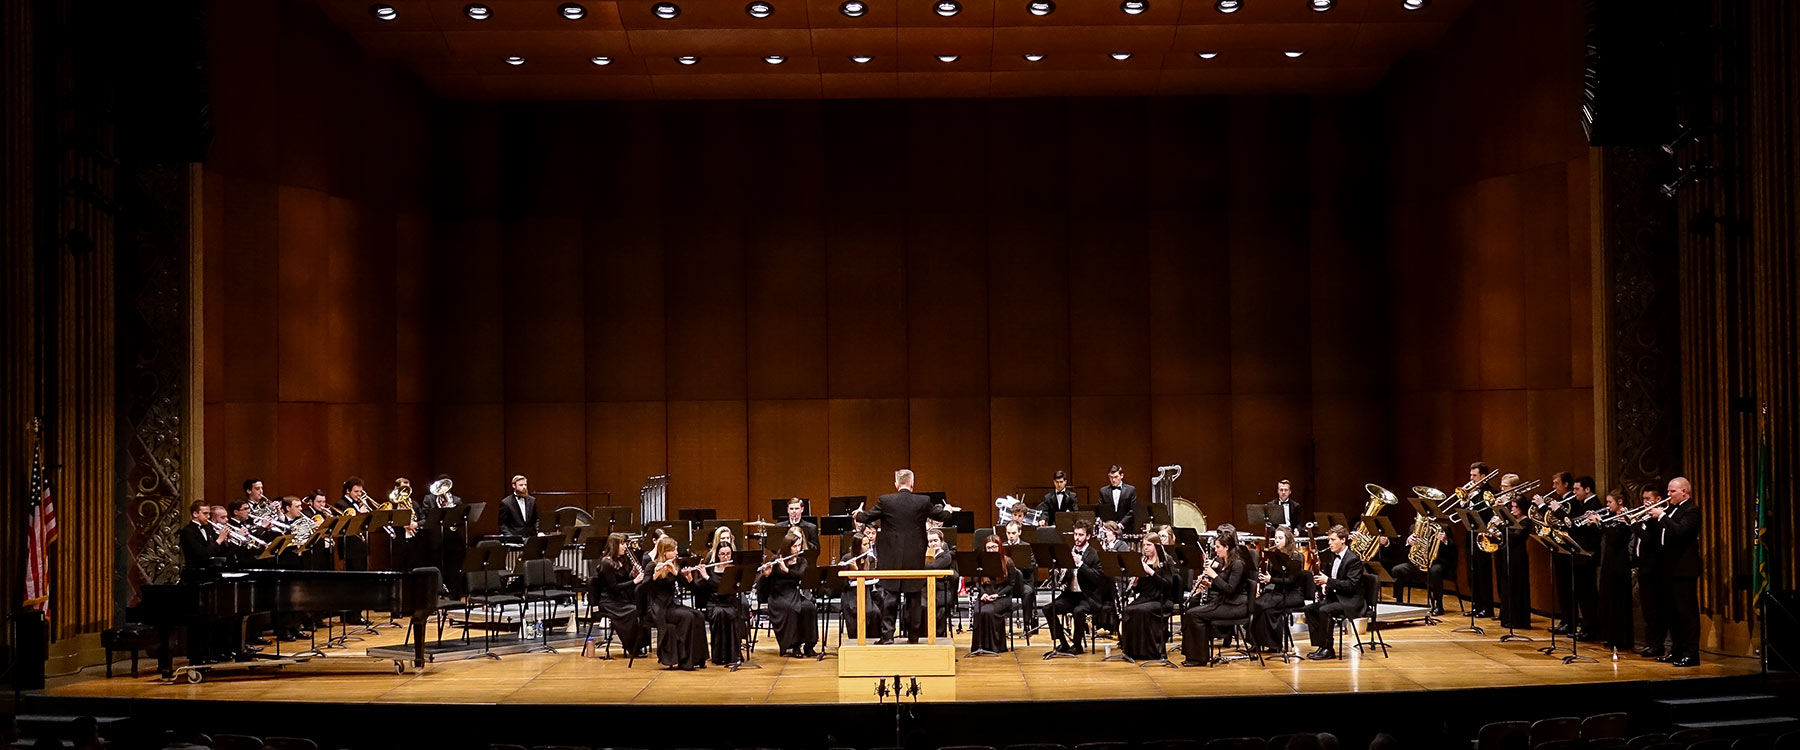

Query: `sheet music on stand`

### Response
(641, 475, 669, 524)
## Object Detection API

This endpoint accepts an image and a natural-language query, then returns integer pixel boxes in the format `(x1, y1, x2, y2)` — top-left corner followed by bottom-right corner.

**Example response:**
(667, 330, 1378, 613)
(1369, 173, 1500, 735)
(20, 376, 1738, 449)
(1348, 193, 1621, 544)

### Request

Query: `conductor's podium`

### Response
(837, 569, 955, 699)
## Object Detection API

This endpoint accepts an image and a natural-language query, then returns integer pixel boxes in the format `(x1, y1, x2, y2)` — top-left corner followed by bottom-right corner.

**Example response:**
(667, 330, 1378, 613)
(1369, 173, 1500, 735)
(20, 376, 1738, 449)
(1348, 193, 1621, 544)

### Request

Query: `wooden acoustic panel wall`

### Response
(201, 0, 438, 528)
(423, 95, 1398, 531)
(1378, 0, 1595, 610)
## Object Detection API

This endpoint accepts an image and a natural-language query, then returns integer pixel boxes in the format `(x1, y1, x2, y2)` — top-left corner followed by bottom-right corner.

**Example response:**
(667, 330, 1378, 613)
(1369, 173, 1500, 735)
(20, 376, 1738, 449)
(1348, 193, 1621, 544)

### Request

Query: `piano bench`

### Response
(102, 625, 159, 678)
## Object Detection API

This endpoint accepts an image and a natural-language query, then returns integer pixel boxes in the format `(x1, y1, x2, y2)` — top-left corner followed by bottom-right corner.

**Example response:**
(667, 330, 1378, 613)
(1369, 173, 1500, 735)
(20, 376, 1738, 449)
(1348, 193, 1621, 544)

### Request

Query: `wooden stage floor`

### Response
(44, 611, 1759, 706)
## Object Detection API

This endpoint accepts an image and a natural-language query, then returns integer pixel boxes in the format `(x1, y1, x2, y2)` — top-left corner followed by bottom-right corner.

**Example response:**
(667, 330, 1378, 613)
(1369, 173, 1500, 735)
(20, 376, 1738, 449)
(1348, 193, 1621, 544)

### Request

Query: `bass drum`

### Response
(1171, 497, 1208, 533)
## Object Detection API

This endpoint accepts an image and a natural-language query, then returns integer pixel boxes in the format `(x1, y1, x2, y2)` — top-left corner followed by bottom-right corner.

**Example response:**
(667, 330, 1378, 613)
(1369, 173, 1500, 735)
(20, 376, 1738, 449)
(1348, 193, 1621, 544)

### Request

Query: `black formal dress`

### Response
(1097, 483, 1137, 530)
(691, 574, 748, 666)
(1303, 548, 1367, 651)
(1659, 500, 1702, 662)
(1121, 562, 1175, 660)
(1038, 488, 1079, 527)
(1389, 526, 1458, 609)
(969, 564, 1020, 654)
(1251, 548, 1307, 650)
(1046, 542, 1107, 651)
(1632, 514, 1668, 652)
(497, 492, 538, 539)
(1498, 523, 1534, 629)
(178, 521, 223, 582)
(1597, 520, 1635, 650)
(1181, 554, 1250, 663)
(841, 550, 891, 642)
(854, 490, 953, 642)
(644, 572, 708, 669)
(765, 556, 818, 655)
(590, 556, 649, 655)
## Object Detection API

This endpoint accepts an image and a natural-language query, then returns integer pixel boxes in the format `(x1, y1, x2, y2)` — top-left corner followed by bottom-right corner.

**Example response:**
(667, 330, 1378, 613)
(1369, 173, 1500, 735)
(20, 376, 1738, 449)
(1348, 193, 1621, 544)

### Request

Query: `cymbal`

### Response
(744, 520, 782, 528)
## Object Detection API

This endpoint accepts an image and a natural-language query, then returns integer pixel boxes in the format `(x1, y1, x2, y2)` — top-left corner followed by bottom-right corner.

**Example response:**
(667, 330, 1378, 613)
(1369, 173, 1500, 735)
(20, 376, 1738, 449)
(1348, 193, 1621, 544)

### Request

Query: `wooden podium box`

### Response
(838, 569, 956, 678)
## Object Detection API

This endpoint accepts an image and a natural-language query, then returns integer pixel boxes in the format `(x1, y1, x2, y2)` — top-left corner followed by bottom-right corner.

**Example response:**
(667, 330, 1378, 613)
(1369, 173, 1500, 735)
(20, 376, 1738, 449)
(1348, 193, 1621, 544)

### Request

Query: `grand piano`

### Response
(135, 568, 435, 678)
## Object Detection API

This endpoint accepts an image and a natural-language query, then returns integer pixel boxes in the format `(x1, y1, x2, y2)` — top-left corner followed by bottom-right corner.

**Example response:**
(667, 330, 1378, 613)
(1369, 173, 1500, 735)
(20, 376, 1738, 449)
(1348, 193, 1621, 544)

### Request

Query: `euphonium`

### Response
(1406, 511, 1444, 569)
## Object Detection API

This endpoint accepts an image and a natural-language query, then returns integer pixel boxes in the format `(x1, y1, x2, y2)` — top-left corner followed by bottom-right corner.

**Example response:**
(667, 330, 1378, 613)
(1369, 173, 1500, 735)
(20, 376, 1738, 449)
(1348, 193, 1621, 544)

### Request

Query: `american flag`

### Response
(24, 421, 55, 613)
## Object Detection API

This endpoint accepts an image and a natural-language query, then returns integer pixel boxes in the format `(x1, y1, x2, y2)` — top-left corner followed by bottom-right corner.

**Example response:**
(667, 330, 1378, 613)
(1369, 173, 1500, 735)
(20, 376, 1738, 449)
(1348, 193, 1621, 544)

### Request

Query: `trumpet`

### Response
(1576, 498, 1668, 527)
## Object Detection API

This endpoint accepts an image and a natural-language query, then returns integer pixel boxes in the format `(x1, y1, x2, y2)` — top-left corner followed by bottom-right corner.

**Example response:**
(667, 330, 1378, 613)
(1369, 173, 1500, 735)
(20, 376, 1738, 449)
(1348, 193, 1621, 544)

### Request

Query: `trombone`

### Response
(1575, 498, 1668, 527)
(1430, 469, 1501, 513)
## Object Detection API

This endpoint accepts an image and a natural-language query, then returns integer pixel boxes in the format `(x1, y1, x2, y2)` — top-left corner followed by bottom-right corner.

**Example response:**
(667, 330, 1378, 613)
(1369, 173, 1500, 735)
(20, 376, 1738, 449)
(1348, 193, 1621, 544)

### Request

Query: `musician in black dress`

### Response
(1595, 488, 1635, 652)
(764, 529, 818, 657)
(1180, 526, 1251, 666)
(1303, 525, 1366, 660)
(645, 536, 708, 670)
(590, 533, 650, 657)
(1633, 484, 1668, 657)
(1496, 475, 1534, 630)
(1121, 537, 1174, 661)
(927, 528, 956, 636)
(1046, 521, 1107, 655)
(1250, 525, 1306, 652)
(840, 527, 889, 642)
(1650, 477, 1701, 667)
(1038, 470, 1077, 527)
(178, 502, 226, 582)
(694, 530, 749, 665)
(969, 534, 1019, 654)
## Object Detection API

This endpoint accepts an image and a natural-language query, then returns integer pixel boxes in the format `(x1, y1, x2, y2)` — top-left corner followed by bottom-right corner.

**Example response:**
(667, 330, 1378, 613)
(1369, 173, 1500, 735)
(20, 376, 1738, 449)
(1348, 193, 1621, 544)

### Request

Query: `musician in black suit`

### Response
(333, 477, 372, 572)
(775, 497, 820, 552)
(1633, 484, 1669, 657)
(1045, 520, 1107, 654)
(1595, 488, 1636, 652)
(1097, 465, 1136, 530)
(1648, 477, 1701, 667)
(1303, 525, 1366, 660)
(1389, 514, 1456, 616)
(1269, 479, 1303, 529)
(497, 474, 538, 539)
(1460, 462, 1497, 618)
(1567, 476, 1603, 639)
(853, 469, 954, 643)
(1038, 470, 1078, 527)
(179, 501, 226, 582)
(1538, 471, 1578, 634)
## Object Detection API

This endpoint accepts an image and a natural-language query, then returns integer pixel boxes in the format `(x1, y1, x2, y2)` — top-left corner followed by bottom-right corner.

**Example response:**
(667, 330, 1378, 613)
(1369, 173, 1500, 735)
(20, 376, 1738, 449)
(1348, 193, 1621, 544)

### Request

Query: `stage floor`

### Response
(43, 610, 1760, 706)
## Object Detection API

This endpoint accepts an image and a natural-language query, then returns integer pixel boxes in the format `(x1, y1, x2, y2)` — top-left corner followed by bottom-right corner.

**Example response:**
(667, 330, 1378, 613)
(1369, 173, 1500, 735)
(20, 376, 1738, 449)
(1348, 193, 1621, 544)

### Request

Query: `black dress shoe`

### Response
(1673, 656, 1699, 667)
(1571, 630, 1592, 641)
(1639, 647, 1664, 658)
(1180, 660, 1206, 667)
(1428, 606, 1445, 616)
(1656, 653, 1678, 663)
(344, 617, 371, 626)
(246, 637, 270, 646)
(1306, 648, 1336, 661)
(1549, 623, 1572, 635)
(875, 637, 895, 645)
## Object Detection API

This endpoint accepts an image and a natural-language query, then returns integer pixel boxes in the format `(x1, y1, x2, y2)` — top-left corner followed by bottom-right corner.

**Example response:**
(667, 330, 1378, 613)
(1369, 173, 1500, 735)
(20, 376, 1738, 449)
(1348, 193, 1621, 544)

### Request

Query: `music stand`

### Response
(1485, 503, 1532, 643)
(828, 496, 864, 516)
(1312, 512, 1348, 537)
(1550, 531, 1595, 664)
(678, 507, 717, 525)
(1033, 540, 1078, 660)
(589, 506, 632, 535)
(1445, 508, 1487, 634)
(715, 564, 763, 671)
(1144, 502, 1171, 529)
(956, 550, 1007, 657)
(924, 491, 948, 506)
(1096, 552, 1146, 663)
(948, 510, 975, 535)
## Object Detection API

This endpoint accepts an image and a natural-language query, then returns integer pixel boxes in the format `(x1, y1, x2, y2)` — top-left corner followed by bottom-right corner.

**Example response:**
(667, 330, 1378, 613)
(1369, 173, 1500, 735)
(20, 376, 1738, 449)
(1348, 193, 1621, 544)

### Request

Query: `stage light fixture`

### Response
(1215, 0, 1240, 12)
(764, 54, 786, 64)
(1661, 125, 1699, 155)
(747, 1, 774, 16)
(590, 56, 613, 65)
(371, 5, 398, 21)
(505, 55, 526, 65)
(935, 0, 960, 16)
(677, 55, 700, 64)
(1120, 0, 1147, 14)
(1111, 52, 1133, 60)
(1310, 0, 1331, 10)
(1023, 53, 1044, 61)
(851, 55, 873, 63)
(1197, 51, 1218, 59)
(1028, 0, 1054, 15)
(1660, 163, 1714, 198)
(840, 0, 867, 15)
(1401, 0, 1424, 9)
(464, 3, 492, 20)
(559, 3, 587, 19)
(937, 54, 959, 62)
(1284, 50, 1304, 58)
(653, 2, 680, 18)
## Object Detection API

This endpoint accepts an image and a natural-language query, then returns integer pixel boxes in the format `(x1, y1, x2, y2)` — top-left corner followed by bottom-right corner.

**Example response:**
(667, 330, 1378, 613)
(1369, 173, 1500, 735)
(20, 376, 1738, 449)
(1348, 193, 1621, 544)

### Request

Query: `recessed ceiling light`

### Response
(1028, 0, 1054, 15)
(1284, 50, 1305, 58)
(1120, 0, 1147, 14)
(464, 3, 491, 20)
(937, 54, 959, 62)
(1215, 0, 1239, 12)
(505, 55, 526, 65)
(1111, 52, 1133, 60)
(764, 54, 786, 64)
(559, 3, 587, 19)
(839, 0, 866, 15)
(935, 0, 960, 15)
(747, 1, 774, 17)
(677, 55, 699, 65)
(1023, 53, 1044, 61)
(653, 2, 680, 18)
(850, 55, 873, 63)
(1402, 0, 1425, 8)
(1197, 51, 1218, 59)
(1310, 0, 1331, 10)
(590, 56, 613, 65)
(370, 4, 398, 21)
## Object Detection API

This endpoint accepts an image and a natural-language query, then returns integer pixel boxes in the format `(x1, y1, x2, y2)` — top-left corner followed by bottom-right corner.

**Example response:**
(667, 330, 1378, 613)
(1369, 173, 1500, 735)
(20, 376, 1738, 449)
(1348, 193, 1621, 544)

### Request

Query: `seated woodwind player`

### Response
(968, 534, 1020, 654)
(764, 529, 818, 658)
(590, 532, 650, 657)
(840, 525, 889, 642)
(927, 528, 956, 636)
(1303, 524, 1366, 660)
(1120, 536, 1175, 661)
(1250, 525, 1306, 652)
(1180, 525, 1251, 666)
(693, 529, 749, 666)
(646, 536, 708, 670)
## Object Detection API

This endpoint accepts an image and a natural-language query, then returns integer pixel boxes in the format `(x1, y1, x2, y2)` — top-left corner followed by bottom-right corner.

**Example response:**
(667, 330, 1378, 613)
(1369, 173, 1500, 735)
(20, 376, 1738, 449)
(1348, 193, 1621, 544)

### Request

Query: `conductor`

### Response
(854, 468, 955, 644)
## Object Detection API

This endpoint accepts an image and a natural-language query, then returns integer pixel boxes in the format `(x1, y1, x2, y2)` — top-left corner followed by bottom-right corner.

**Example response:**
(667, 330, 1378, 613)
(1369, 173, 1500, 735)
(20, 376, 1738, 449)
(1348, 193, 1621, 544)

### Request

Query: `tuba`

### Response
(1349, 483, 1399, 560)
(1405, 507, 1444, 569)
